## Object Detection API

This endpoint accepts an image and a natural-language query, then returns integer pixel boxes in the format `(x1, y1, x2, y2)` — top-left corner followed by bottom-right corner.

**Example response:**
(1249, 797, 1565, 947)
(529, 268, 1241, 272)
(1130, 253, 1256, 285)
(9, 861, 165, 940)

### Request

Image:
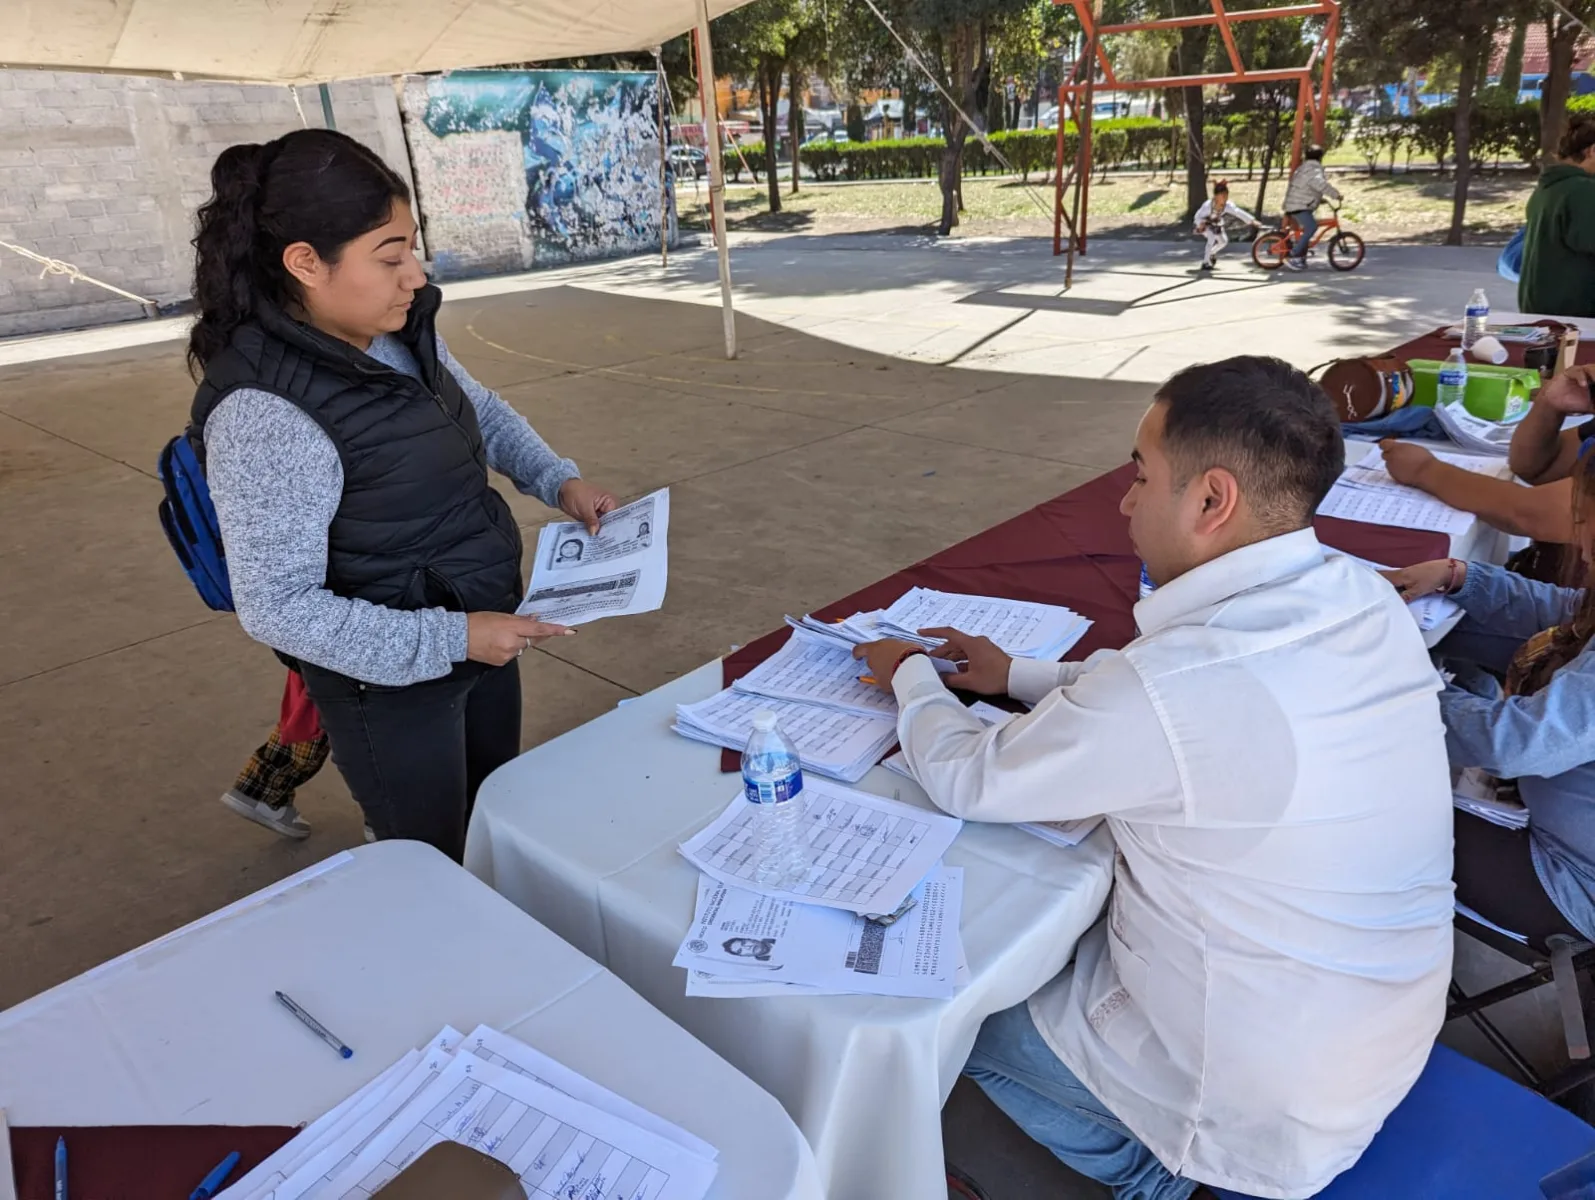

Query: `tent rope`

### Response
(856, 0, 1057, 224)
(0, 239, 155, 308)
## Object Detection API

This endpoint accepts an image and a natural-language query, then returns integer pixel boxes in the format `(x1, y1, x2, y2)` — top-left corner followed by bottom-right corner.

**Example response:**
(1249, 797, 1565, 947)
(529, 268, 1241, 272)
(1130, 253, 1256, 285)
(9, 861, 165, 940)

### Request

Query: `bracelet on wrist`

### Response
(889, 648, 925, 682)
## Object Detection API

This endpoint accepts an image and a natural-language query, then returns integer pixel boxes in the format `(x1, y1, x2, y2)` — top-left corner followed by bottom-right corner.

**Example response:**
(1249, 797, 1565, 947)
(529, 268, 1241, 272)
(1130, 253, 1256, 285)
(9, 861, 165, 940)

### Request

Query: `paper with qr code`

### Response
(675, 866, 963, 999)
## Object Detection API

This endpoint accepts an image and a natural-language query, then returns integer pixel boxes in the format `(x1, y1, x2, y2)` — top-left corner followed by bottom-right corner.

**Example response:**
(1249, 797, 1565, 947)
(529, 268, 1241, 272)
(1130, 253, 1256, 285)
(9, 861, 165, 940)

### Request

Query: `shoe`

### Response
(221, 789, 311, 839)
(363, 824, 377, 844)
(1199, 260, 1214, 271)
(1284, 258, 1305, 271)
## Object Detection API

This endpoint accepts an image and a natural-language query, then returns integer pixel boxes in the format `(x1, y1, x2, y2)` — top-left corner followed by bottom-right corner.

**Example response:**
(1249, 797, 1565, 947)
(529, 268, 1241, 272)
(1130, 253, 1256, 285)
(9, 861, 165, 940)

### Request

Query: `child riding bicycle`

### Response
(1281, 144, 1340, 271)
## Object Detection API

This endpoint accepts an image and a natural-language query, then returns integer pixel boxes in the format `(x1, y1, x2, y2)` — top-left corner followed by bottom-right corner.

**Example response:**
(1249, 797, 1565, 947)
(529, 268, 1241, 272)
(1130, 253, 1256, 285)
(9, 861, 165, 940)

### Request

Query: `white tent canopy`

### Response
(2, 0, 748, 84)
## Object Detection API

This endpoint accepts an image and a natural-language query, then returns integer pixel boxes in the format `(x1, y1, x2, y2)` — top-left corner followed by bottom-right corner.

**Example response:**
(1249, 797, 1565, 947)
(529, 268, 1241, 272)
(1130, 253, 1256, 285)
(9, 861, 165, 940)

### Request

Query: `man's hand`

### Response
(920, 627, 1013, 695)
(467, 612, 575, 666)
(852, 638, 929, 693)
(558, 478, 618, 535)
(1378, 439, 1439, 488)
(1537, 365, 1595, 417)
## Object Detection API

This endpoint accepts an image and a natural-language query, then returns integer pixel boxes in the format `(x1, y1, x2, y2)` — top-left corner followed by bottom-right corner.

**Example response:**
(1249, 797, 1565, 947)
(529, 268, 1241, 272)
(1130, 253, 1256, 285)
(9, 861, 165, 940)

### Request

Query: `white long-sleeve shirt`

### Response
(892, 530, 1454, 1198)
(1193, 198, 1257, 233)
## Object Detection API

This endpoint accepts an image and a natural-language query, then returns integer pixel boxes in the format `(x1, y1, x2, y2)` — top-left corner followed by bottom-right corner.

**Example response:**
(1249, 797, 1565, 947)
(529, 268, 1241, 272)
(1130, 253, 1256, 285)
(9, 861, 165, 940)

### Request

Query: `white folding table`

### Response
(466, 663, 1117, 1200)
(0, 841, 822, 1200)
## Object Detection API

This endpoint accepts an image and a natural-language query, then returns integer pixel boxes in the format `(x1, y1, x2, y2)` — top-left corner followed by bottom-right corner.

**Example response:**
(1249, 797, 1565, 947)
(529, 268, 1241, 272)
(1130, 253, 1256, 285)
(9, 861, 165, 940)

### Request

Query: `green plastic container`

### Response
(1407, 359, 1540, 422)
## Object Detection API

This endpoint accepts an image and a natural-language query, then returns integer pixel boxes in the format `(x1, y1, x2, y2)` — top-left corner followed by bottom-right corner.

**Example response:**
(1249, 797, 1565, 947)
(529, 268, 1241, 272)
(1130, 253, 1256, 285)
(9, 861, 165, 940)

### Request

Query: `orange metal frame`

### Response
(1051, 0, 1340, 261)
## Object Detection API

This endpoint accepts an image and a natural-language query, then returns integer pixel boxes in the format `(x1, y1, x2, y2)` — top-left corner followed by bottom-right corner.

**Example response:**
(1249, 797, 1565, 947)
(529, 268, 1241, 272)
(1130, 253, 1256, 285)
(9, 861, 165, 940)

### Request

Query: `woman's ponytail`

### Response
(186, 130, 409, 378)
(188, 141, 270, 376)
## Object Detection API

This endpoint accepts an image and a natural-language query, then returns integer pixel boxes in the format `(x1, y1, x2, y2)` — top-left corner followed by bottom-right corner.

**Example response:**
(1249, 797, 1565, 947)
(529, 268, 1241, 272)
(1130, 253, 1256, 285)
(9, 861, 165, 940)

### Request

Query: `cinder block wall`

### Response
(0, 71, 415, 338)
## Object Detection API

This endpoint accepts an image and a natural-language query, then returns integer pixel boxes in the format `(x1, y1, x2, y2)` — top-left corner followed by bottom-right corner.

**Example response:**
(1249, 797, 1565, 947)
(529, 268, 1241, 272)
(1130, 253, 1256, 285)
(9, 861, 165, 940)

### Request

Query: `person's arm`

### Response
(1193, 200, 1212, 230)
(205, 390, 470, 686)
(1440, 650, 1595, 779)
(1227, 202, 1260, 226)
(436, 334, 580, 507)
(1564, 183, 1595, 255)
(1322, 170, 1342, 203)
(1450, 559, 1583, 640)
(1380, 442, 1574, 541)
(1510, 369, 1595, 484)
(889, 650, 1180, 824)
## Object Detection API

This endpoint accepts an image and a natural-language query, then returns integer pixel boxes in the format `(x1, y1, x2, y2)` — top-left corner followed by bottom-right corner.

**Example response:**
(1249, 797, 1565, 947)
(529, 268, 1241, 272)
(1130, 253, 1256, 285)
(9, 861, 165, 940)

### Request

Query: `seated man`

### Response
(856, 356, 1454, 1200)
(1378, 365, 1595, 553)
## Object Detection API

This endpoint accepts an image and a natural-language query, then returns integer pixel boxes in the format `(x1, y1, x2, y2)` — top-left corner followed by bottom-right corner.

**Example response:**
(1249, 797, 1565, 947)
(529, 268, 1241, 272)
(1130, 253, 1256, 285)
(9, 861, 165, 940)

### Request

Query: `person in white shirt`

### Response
(1191, 180, 1258, 271)
(854, 356, 1454, 1200)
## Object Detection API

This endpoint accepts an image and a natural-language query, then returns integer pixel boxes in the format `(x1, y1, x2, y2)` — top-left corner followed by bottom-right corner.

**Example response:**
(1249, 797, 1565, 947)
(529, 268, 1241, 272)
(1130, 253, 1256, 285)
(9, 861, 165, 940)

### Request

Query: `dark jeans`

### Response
(299, 660, 521, 862)
(1455, 809, 1582, 950)
(1288, 208, 1316, 260)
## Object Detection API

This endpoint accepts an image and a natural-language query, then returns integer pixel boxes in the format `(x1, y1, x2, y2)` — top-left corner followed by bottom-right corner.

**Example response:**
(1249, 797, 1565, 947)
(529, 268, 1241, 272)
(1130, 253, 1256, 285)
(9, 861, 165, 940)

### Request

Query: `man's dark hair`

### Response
(1155, 356, 1343, 531)
(1303, 144, 1326, 162)
(1559, 113, 1595, 163)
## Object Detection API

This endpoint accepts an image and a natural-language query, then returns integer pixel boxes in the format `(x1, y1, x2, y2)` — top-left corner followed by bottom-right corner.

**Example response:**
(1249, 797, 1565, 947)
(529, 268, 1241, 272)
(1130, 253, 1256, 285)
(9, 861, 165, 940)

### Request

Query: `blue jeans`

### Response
(963, 1001, 1199, 1200)
(1288, 209, 1316, 261)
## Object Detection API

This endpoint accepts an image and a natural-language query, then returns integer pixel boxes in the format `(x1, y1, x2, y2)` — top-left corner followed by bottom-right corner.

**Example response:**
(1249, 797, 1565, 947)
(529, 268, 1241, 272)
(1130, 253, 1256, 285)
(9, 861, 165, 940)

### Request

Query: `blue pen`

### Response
(275, 991, 354, 1058)
(54, 1135, 66, 1200)
(190, 1150, 240, 1200)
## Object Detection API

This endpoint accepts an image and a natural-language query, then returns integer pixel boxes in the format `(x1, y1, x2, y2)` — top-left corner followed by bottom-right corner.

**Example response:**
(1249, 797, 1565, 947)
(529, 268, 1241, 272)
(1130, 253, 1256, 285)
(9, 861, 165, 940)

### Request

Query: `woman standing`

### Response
(189, 129, 616, 861)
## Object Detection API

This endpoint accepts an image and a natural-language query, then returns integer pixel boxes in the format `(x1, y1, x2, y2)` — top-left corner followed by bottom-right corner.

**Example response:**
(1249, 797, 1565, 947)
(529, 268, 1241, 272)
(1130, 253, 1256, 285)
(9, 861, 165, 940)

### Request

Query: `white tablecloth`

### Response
(0, 841, 822, 1200)
(466, 662, 1117, 1200)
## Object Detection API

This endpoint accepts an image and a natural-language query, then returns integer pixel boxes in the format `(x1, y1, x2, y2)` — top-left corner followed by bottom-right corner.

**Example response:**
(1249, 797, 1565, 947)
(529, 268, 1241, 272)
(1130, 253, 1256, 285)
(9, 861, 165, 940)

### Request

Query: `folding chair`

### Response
(1213, 1043, 1595, 1198)
(1449, 912, 1595, 1099)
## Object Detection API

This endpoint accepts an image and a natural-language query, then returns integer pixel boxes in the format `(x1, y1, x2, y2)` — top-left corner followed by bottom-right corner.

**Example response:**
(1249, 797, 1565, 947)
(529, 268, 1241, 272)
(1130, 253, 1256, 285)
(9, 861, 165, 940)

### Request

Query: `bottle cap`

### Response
(751, 710, 777, 732)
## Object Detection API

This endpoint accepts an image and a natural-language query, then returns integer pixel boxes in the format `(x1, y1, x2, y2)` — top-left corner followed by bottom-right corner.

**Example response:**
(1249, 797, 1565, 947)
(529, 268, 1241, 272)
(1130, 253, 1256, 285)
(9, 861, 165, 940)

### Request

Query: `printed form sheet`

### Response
(880, 588, 1089, 659)
(1317, 445, 1504, 535)
(519, 489, 669, 626)
(730, 628, 898, 718)
(676, 865, 964, 999)
(680, 778, 962, 916)
(674, 688, 897, 783)
(315, 1055, 717, 1200)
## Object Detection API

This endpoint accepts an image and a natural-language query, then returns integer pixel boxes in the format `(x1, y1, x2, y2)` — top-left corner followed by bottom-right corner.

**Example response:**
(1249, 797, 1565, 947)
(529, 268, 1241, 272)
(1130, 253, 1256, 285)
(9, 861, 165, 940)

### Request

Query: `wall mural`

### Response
(401, 70, 676, 278)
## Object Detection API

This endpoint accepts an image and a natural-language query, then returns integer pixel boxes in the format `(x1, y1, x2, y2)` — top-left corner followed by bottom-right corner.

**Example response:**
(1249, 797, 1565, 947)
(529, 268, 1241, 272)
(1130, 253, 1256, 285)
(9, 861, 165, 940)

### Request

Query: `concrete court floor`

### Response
(0, 237, 1564, 1198)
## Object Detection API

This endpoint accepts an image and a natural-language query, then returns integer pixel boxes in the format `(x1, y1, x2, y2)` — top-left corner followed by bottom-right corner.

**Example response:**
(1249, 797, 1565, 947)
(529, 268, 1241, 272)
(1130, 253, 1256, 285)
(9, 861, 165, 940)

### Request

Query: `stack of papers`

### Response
(1442, 323, 1555, 344)
(1318, 445, 1504, 535)
(730, 627, 898, 719)
(1454, 766, 1528, 830)
(220, 1023, 718, 1200)
(789, 589, 1092, 664)
(680, 778, 963, 918)
(1349, 557, 1463, 633)
(518, 488, 669, 626)
(881, 701, 1101, 851)
(675, 865, 965, 998)
(674, 689, 897, 784)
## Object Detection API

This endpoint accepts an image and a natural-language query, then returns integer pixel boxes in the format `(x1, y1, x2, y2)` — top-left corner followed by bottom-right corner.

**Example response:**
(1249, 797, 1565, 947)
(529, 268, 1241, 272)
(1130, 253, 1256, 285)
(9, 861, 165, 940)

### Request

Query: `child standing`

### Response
(1192, 180, 1258, 271)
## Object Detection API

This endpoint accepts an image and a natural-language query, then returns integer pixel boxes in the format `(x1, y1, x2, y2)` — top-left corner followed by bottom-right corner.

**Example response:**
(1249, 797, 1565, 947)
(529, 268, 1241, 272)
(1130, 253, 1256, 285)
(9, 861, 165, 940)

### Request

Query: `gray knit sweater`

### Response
(204, 332, 579, 686)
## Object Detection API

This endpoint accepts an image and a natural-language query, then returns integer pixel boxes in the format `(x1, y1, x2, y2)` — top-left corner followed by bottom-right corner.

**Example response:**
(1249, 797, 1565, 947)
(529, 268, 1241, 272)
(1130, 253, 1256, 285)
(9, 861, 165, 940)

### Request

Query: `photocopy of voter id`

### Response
(520, 488, 670, 626)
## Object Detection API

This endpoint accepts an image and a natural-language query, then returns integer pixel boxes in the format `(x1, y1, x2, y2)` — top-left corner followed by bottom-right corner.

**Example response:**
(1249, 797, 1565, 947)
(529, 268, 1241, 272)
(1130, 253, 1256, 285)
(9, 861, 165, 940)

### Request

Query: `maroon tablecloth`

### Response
(1386, 320, 1592, 369)
(10, 1125, 297, 1200)
(717, 463, 1450, 771)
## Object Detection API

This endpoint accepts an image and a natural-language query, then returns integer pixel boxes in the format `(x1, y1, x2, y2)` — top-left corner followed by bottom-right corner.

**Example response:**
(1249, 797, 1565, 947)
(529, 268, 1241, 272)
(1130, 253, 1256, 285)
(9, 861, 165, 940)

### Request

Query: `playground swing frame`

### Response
(1050, 0, 1342, 285)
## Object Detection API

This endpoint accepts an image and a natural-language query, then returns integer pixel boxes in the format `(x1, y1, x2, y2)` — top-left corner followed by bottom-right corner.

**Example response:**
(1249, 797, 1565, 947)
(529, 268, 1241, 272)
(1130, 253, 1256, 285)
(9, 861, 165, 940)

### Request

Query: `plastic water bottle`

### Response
(1138, 563, 1157, 600)
(1462, 288, 1489, 350)
(741, 710, 807, 887)
(1437, 348, 1469, 409)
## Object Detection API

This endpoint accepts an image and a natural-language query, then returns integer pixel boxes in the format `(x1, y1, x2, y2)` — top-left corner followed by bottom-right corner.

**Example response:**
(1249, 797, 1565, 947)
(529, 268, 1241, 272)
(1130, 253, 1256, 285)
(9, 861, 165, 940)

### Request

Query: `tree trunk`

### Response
(759, 60, 781, 214)
(1499, 14, 1529, 98)
(1447, 39, 1483, 246)
(937, 22, 980, 236)
(1541, 13, 1581, 164)
(1255, 92, 1281, 216)
(903, 70, 917, 137)
(788, 63, 802, 195)
(1178, 22, 1211, 219)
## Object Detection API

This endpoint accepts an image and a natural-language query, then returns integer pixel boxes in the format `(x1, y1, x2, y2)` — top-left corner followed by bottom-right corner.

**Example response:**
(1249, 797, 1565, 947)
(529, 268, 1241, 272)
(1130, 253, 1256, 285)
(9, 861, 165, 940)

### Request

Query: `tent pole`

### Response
(694, 2, 737, 360)
(655, 48, 670, 268)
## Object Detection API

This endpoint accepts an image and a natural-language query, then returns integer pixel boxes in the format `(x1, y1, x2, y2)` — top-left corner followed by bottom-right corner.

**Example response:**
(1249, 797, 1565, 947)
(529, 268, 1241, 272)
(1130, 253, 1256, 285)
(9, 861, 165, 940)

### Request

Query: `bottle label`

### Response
(746, 768, 804, 805)
(1439, 369, 1466, 387)
(1465, 305, 1487, 317)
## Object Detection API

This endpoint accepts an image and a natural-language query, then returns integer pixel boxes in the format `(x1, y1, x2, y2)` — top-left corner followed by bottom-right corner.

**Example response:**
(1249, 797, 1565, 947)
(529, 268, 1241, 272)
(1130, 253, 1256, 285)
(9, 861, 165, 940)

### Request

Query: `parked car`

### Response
(669, 144, 707, 179)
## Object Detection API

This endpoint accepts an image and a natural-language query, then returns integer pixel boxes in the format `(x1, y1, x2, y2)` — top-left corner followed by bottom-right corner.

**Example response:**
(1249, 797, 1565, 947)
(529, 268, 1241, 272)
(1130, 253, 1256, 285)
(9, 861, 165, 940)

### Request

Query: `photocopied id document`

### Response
(679, 777, 962, 917)
(675, 865, 965, 999)
(519, 488, 670, 626)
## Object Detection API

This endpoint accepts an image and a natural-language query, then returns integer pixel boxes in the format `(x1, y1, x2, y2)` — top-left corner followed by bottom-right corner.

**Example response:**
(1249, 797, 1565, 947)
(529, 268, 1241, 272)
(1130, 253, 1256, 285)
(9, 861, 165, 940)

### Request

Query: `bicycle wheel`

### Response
(1328, 232, 1366, 271)
(1251, 230, 1291, 270)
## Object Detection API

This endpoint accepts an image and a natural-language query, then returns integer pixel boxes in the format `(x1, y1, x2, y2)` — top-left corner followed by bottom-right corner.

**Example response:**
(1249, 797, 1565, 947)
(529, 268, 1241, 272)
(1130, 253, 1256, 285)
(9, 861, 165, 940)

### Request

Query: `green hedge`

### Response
(719, 109, 1353, 184)
(1353, 97, 1595, 172)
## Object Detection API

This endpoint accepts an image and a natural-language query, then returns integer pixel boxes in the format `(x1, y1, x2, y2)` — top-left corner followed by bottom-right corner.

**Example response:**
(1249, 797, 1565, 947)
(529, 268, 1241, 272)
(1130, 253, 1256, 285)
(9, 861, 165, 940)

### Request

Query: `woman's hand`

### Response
(1378, 439, 1438, 488)
(559, 478, 618, 535)
(467, 612, 575, 666)
(1381, 559, 1464, 601)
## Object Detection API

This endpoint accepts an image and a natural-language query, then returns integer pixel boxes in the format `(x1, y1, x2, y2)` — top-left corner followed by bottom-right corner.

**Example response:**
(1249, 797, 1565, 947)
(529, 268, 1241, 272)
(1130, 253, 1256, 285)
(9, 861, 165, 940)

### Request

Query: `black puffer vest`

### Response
(191, 285, 523, 622)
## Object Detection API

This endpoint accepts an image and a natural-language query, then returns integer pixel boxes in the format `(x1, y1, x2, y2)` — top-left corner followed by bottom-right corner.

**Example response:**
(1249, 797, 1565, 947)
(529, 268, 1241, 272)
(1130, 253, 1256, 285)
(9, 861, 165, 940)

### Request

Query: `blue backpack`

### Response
(156, 431, 233, 612)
